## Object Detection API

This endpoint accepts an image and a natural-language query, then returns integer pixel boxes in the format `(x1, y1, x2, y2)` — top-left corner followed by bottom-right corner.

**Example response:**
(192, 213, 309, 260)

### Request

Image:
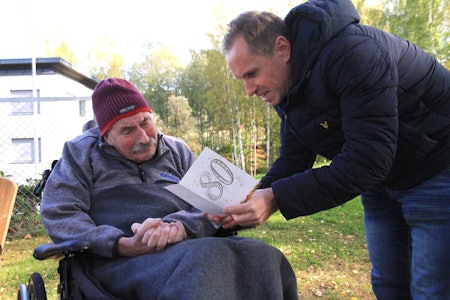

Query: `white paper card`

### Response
(165, 147, 259, 214)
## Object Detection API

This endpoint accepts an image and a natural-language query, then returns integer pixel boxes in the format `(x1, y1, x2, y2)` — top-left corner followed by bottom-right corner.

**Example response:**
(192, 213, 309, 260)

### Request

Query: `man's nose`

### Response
(244, 80, 257, 96)
(136, 127, 150, 143)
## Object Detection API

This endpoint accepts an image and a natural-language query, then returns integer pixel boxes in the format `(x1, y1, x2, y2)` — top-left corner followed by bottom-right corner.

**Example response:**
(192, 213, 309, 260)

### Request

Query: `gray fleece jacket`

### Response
(40, 127, 218, 258)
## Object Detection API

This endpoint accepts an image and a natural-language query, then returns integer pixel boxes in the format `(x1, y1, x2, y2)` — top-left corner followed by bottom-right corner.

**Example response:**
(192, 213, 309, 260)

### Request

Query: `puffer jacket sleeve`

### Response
(260, 116, 316, 189)
(274, 34, 399, 219)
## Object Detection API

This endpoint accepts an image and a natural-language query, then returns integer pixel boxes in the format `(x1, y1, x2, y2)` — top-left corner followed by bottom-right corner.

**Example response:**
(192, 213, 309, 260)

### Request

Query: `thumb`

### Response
(131, 222, 141, 234)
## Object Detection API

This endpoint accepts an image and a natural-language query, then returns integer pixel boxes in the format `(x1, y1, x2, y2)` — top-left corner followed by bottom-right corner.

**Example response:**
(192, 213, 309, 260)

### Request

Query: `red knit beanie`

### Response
(92, 78, 152, 136)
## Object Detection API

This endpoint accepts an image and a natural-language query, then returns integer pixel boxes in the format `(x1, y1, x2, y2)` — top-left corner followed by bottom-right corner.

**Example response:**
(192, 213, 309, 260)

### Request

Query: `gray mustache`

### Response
(131, 138, 156, 154)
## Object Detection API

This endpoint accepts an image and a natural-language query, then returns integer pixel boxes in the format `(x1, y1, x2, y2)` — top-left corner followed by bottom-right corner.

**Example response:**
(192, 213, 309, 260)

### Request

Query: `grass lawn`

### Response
(241, 197, 375, 299)
(0, 197, 374, 299)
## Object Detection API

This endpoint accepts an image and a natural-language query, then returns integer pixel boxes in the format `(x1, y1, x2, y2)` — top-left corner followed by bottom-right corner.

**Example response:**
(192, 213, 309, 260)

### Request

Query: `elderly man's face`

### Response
(226, 35, 292, 106)
(104, 111, 158, 162)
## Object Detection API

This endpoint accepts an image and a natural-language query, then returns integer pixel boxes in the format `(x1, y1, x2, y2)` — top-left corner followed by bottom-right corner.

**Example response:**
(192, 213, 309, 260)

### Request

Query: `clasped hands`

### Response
(118, 218, 186, 257)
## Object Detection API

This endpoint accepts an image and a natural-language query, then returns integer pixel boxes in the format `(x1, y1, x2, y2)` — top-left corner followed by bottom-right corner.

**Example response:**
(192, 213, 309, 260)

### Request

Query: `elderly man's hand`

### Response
(118, 218, 187, 257)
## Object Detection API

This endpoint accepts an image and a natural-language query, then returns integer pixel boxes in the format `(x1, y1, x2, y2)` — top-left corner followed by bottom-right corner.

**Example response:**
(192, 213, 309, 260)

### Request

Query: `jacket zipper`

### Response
(137, 163, 147, 182)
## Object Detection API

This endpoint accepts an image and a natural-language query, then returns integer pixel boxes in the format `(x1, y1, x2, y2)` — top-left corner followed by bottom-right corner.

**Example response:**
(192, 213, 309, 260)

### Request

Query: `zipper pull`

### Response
(138, 164, 147, 182)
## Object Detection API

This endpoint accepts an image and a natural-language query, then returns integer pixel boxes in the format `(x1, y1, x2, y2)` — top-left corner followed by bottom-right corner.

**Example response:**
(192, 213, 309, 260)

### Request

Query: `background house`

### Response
(0, 57, 98, 184)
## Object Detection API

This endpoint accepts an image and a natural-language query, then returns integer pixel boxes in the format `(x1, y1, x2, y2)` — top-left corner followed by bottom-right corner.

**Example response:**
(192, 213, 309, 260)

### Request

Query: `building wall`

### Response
(0, 72, 95, 184)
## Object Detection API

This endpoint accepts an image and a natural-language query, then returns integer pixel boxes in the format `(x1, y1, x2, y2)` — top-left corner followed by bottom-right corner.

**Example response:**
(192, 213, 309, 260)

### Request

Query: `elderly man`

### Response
(40, 78, 298, 299)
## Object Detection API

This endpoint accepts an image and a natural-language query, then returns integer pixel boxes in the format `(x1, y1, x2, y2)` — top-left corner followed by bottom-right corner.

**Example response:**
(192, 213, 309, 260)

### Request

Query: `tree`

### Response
(87, 37, 124, 79)
(356, 0, 449, 66)
(180, 47, 274, 174)
(45, 40, 77, 65)
(179, 51, 211, 149)
(128, 43, 184, 125)
(165, 95, 201, 153)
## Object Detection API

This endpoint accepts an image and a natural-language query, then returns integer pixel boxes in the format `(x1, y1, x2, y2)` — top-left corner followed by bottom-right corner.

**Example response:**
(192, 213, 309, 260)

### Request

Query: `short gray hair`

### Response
(222, 11, 290, 56)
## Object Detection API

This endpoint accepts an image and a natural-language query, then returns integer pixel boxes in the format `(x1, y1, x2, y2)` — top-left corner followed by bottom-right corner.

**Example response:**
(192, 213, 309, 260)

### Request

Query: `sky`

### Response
(2, 0, 293, 71)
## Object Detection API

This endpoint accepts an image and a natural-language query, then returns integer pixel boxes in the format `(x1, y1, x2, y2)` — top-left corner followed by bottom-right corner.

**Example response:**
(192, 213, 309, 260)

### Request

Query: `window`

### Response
(11, 138, 41, 164)
(79, 100, 86, 117)
(10, 90, 40, 115)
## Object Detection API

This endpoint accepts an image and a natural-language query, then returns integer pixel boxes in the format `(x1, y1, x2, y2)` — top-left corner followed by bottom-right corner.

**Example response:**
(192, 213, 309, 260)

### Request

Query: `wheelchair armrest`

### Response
(214, 225, 255, 237)
(33, 240, 91, 260)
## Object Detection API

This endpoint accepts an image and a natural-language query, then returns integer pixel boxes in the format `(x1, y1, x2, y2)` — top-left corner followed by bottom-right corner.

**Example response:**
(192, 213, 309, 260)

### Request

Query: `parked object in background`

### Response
(0, 177, 18, 255)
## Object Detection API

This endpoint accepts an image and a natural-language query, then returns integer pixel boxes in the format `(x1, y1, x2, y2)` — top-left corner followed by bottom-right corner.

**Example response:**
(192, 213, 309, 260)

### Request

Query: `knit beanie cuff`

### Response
(92, 78, 152, 135)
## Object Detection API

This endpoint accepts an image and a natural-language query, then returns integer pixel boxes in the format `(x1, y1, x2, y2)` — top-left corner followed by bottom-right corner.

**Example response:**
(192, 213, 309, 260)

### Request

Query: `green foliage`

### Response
(356, 0, 449, 66)
(384, 0, 446, 59)
(177, 48, 281, 173)
(44, 40, 77, 65)
(9, 179, 46, 240)
(122, 0, 448, 173)
(87, 37, 124, 79)
(163, 95, 202, 154)
(217, 143, 235, 154)
(128, 43, 185, 125)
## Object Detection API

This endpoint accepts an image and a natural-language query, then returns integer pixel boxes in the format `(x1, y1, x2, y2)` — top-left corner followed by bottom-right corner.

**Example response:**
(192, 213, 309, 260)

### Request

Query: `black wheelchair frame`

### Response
(18, 240, 91, 300)
(18, 233, 238, 299)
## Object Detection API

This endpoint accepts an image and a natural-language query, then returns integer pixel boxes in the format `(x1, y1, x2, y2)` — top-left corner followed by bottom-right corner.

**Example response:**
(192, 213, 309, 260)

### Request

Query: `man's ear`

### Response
(274, 36, 291, 62)
(103, 132, 109, 143)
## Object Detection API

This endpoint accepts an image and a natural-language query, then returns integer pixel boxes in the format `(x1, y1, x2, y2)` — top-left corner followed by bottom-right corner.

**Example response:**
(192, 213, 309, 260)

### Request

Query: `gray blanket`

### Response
(73, 236, 298, 299)
(71, 184, 298, 299)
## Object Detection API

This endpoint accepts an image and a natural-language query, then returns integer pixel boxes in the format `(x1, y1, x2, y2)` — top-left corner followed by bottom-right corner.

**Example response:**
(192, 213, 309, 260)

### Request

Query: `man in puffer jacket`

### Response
(212, 0, 450, 299)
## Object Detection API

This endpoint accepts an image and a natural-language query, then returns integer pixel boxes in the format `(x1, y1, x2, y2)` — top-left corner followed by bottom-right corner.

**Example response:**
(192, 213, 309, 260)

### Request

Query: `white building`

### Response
(0, 57, 98, 184)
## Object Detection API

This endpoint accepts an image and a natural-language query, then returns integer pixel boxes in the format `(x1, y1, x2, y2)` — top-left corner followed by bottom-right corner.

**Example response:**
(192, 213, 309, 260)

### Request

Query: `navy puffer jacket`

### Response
(261, 0, 450, 219)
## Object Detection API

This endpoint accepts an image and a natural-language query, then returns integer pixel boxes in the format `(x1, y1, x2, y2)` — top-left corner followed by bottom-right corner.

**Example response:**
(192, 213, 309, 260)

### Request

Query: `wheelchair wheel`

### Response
(17, 283, 29, 300)
(28, 272, 47, 300)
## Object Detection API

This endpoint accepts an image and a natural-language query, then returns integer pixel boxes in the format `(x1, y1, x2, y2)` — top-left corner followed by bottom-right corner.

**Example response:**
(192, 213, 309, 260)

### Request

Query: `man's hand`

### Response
(206, 213, 238, 229)
(207, 188, 278, 228)
(117, 218, 187, 257)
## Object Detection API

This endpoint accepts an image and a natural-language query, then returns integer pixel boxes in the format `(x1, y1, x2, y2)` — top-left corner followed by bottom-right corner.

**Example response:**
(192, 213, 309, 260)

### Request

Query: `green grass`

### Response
(240, 197, 374, 299)
(0, 197, 374, 299)
(0, 236, 59, 299)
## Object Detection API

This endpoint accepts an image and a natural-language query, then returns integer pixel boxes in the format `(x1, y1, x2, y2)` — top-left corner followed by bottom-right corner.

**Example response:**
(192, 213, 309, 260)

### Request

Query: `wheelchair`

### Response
(17, 240, 91, 300)
(18, 120, 97, 300)
(17, 228, 239, 300)
(18, 119, 240, 299)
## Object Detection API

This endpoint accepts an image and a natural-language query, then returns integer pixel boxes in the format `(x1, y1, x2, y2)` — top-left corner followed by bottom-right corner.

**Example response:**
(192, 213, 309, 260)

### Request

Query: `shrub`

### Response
(8, 178, 46, 240)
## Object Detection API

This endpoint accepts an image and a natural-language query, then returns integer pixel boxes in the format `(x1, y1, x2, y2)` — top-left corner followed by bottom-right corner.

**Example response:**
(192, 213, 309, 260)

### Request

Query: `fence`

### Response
(1, 97, 94, 240)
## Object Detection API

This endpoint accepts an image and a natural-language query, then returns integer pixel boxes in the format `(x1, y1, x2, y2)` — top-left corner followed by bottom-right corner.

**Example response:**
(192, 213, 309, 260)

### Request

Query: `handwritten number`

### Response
(200, 172, 223, 200)
(210, 159, 233, 184)
(199, 159, 234, 201)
